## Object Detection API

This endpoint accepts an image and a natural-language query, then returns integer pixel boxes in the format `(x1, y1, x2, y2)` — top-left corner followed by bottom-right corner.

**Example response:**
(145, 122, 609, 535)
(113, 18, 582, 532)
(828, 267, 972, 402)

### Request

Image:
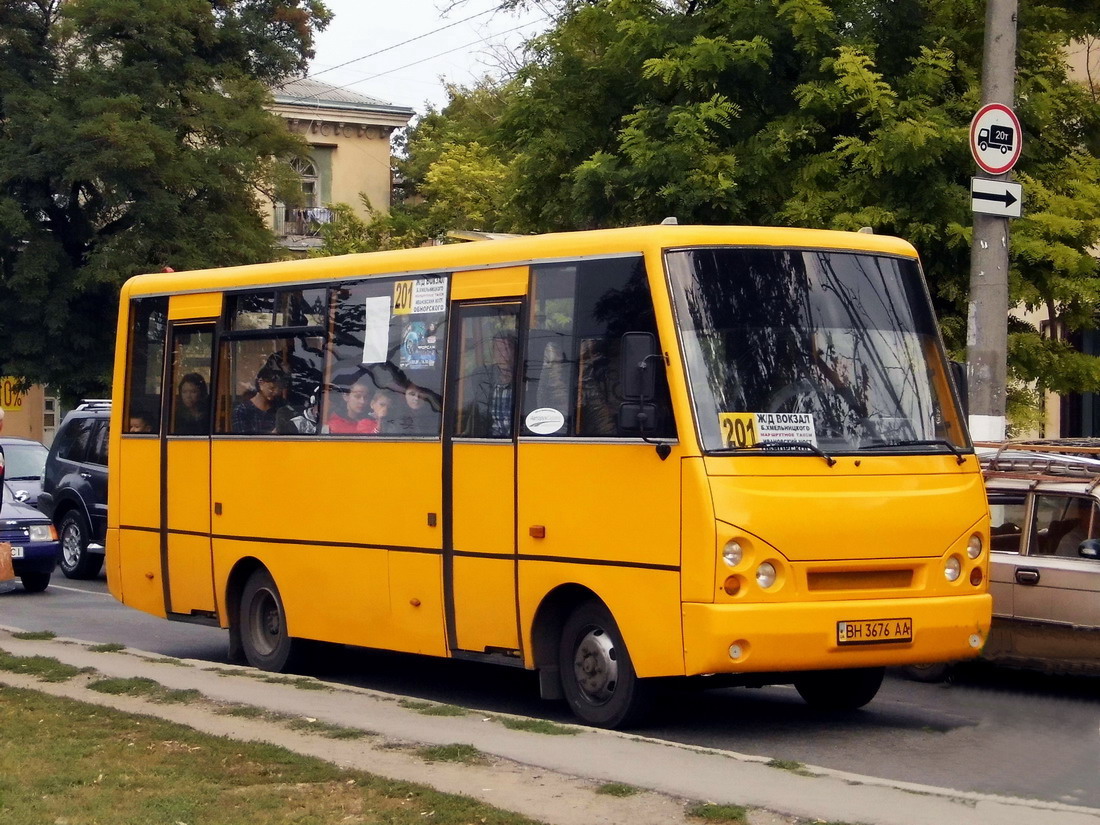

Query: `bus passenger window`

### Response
(453, 309, 519, 439)
(327, 277, 448, 438)
(123, 296, 168, 436)
(522, 257, 674, 439)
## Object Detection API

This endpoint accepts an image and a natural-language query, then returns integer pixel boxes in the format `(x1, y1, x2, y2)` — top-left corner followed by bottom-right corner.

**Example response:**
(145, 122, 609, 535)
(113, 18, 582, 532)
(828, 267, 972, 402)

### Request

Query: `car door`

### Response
(84, 418, 110, 545)
(1016, 492, 1100, 630)
(987, 489, 1028, 619)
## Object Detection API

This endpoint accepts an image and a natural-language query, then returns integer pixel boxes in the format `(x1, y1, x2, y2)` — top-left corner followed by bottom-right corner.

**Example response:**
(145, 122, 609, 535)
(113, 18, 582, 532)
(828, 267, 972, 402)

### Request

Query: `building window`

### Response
(276, 158, 332, 237)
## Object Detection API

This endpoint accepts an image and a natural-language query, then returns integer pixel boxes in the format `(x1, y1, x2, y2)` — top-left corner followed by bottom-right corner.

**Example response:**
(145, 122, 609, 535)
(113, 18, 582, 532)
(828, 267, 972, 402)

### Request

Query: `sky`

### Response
(307, 0, 552, 116)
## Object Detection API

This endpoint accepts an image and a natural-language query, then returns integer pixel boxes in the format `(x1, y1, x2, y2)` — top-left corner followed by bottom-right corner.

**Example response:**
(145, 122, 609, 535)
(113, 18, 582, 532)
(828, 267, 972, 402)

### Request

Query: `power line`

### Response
(279, 16, 547, 108)
(302, 6, 497, 82)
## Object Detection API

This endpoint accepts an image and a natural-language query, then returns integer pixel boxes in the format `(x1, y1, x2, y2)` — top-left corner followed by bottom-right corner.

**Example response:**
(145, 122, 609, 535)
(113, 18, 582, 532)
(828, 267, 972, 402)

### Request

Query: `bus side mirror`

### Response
(621, 332, 657, 401)
(949, 360, 969, 418)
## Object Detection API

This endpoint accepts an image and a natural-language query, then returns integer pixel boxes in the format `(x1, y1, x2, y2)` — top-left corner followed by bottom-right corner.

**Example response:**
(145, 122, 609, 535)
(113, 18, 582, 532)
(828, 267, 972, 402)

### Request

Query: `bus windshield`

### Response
(665, 247, 968, 455)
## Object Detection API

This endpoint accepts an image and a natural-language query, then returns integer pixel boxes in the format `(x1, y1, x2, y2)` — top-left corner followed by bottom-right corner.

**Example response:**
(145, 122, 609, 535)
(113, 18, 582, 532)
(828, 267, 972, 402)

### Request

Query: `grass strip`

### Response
(686, 802, 749, 823)
(596, 782, 639, 796)
(0, 685, 542, 825)
(417, 743, 488, 765)
(399, 699, 468, 717)
(87, 676, 201, 704)
(0, 650, 87, 682)
(495, 717, 577, 735)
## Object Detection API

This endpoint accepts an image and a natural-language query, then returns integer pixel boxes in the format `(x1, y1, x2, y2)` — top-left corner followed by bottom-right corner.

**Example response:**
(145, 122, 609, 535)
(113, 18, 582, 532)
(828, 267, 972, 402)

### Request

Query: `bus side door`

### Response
(444, 300, 522, 655)
(162, 311, 218, 618)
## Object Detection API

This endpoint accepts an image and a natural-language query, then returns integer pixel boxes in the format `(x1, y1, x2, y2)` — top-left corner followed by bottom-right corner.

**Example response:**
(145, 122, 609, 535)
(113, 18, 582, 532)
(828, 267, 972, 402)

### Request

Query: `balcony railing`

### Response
(274, 206, 334, 237)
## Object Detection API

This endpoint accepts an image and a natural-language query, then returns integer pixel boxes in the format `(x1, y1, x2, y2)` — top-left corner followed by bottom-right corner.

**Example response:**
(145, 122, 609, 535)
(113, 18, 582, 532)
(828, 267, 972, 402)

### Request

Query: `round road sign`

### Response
(970, 103, 1022, 175)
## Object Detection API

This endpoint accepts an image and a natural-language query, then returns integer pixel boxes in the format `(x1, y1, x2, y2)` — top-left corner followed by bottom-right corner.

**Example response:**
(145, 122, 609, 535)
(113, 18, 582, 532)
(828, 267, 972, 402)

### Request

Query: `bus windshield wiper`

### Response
(862, 439, 965, 465)
(715, 440, 836, 467)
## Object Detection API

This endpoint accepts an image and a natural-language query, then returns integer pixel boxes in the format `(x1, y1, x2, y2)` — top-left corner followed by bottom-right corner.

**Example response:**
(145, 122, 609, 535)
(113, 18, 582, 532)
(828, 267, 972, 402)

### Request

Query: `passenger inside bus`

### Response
(232, 366, 287, 434)
(395, 383, 440, 435)
(174, 373, 210, 435)
(128, 409, 156, 433)
(460, 331, 516, 438)
(328, 378, 379, 434)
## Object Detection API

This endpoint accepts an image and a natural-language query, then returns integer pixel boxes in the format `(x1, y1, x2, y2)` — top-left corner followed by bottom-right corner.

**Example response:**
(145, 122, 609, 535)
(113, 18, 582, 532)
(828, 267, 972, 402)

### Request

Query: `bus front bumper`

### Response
(682, 594, 992, 675)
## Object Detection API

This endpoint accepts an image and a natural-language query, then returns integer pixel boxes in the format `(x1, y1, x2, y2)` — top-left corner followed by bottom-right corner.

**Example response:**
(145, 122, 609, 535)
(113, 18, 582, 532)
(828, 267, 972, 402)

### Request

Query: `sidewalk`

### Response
(2, 625, 1098, 825)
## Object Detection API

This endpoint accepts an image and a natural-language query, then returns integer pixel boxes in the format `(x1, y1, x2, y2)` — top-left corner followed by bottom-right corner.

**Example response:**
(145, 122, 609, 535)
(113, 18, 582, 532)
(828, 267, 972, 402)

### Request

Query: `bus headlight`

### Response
(756, 562, 777, 589)
(967, 534, 983, 560)
(722, 540, 743, 567)
(944, 556, 962, 582)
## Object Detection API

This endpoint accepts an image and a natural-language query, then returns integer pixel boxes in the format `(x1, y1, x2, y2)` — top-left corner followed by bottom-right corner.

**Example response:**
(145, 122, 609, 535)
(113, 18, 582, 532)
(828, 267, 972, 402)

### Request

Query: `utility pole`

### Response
(966, 0, 1018, 442)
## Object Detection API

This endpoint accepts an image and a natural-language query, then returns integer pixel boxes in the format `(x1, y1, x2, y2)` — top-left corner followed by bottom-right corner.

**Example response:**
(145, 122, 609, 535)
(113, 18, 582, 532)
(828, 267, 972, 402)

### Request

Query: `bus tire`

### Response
(794, 666, 884, 710)
(558, 600, 651, 729)
(59, 510, 102, 580)
(239, 568, 303, 672)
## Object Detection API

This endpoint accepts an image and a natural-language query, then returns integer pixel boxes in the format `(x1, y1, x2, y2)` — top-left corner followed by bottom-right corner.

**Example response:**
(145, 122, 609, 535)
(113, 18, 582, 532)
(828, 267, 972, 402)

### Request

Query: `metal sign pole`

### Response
(966, 0, 1018, 442)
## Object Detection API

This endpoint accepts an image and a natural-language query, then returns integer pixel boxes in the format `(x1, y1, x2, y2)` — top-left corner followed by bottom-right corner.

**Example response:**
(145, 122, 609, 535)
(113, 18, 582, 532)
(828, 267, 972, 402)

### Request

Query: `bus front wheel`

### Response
(558, 600, 651, 729)
(239, 568, 303, 672)
(794, 666, 884, 711)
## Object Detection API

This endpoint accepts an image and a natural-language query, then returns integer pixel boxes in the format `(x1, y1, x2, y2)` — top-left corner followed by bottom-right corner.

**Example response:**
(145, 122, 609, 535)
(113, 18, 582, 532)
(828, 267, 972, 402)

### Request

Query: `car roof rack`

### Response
(75, 399, 112, 411)
(974, 439, 1100, 488)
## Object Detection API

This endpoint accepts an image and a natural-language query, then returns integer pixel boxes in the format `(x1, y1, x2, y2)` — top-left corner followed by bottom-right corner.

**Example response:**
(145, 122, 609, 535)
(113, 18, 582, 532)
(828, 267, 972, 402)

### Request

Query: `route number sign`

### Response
(970, 103, 1022, 175)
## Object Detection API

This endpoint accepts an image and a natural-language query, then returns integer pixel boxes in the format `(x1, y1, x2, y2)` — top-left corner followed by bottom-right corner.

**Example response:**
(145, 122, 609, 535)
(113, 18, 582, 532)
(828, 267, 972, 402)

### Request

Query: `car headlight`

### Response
(28, 524, 55, 542)
(944, 555, 962, 582)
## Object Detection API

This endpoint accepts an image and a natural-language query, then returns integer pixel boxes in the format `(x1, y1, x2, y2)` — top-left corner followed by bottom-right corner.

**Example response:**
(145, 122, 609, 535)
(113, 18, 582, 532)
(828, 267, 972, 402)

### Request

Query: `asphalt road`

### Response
(3, 574, 1099, 809)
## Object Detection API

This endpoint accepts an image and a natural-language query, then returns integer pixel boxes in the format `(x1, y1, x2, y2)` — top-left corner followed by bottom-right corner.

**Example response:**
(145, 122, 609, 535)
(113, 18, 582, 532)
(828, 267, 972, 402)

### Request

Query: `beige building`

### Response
(268, 78, 415, 252)
(1, 380, 60, 445)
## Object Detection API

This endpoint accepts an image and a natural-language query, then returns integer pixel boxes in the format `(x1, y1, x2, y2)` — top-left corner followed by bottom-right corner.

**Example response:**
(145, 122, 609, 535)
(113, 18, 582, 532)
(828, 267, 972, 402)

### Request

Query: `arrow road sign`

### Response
(971, 177, 1022, 218)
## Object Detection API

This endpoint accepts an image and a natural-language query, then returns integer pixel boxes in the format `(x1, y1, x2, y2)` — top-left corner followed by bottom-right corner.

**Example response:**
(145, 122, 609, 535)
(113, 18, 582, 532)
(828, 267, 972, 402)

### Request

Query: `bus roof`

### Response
(120, 224, 919, 299)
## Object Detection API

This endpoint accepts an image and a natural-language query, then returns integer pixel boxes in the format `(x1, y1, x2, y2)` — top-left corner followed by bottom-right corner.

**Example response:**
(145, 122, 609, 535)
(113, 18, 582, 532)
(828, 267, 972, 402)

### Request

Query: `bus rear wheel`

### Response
(794, 666, 885, 711)
(239, 568, 304, 672)
(558, 600, 651, 729)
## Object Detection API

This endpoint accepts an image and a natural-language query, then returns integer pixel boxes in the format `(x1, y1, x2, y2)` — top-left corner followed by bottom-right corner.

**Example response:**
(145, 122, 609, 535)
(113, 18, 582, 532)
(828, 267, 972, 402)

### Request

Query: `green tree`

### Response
(0, 0, 330, 400)
(414, 0, 1100, 427)
(315, 80, 516, 255)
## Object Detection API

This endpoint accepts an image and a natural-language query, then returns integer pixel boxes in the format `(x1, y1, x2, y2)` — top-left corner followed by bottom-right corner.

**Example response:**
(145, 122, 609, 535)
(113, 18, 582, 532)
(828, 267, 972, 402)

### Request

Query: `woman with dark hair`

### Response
(174, 372, 210, 435)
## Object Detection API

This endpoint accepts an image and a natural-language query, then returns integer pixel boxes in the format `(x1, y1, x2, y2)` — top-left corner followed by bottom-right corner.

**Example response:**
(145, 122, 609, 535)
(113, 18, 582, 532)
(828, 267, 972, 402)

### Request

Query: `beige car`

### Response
(904, 444, 1100, 681)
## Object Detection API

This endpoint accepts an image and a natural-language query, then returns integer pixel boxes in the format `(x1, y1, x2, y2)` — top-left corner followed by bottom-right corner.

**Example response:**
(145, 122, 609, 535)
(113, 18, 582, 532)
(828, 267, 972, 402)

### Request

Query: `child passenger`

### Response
(328, 379, 380, 434)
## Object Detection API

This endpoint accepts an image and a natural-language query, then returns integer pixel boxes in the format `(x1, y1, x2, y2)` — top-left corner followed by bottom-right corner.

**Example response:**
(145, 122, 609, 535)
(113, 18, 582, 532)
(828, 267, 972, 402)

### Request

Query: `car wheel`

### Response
(558, 600, 652, 728)
(58, 510, 102, 580)
(898, 662, 952, 683)
(794, 667, 885, 711)
(238, 568, 305, 672)
(20, 572, 50, 593)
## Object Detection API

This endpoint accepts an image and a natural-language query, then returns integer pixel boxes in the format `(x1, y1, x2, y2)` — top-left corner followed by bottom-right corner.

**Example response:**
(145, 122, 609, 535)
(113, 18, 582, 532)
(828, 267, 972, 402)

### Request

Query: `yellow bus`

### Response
(107, 224, 991, 727)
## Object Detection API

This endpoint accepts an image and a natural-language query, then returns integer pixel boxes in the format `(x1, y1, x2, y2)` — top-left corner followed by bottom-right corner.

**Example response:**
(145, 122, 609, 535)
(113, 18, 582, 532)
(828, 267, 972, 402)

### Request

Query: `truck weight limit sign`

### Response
(970, 103, 1022, 175)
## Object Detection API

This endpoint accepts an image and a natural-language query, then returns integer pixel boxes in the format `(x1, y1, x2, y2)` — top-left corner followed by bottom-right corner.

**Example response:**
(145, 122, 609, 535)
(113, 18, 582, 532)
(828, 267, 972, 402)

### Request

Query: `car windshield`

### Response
(665, 247, 969, 455)
(2, 442, 48, 479)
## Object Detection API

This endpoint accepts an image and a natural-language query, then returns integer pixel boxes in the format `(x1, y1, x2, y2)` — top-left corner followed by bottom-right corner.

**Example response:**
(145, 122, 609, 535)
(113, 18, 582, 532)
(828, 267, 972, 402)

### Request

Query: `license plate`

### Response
(837, 617, 912, 645)
(9, 546, 23, 559)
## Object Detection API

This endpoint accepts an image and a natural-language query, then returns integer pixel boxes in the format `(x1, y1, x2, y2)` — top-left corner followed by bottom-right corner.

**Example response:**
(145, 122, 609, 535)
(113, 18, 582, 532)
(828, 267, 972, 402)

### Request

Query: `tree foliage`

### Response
(0, 0, 330, 400)
(369, 0, 1100, 427)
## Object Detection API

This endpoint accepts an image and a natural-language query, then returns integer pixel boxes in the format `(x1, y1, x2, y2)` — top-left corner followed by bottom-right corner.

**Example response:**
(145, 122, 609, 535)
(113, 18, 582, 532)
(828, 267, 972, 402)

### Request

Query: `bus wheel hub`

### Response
(573, 628, 618, 703)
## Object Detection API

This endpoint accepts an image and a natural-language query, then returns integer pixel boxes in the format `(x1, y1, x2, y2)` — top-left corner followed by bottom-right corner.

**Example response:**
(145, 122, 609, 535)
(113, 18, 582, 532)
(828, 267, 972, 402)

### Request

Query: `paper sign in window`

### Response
(362, 296, 392, 363)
